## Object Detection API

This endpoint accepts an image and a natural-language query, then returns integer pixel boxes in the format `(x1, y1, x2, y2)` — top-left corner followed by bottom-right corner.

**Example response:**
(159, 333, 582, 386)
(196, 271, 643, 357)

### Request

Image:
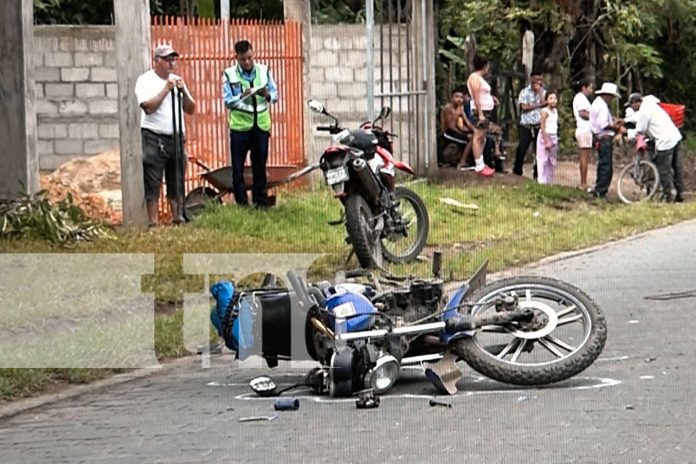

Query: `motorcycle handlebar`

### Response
(316, 126, 335, 132)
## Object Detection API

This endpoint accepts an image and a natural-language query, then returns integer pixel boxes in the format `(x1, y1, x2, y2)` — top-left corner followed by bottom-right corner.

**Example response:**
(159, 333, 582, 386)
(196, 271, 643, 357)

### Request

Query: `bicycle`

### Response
(616, 134, 661, 204)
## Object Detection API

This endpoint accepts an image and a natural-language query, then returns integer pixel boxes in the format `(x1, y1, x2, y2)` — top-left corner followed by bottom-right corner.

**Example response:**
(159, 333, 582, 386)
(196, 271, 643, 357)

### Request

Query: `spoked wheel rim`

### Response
(381, 196, 421, 260)
(469, 283, 594, 368)
(617, 161, 659, 204)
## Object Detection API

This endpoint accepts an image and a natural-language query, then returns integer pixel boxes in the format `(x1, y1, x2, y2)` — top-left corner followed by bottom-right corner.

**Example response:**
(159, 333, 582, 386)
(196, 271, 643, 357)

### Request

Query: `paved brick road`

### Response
(1, 221, 695, 464)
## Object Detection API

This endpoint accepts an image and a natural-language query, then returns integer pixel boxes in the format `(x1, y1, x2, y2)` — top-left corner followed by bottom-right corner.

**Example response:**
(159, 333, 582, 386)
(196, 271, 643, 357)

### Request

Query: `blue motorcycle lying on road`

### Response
(211, 257, 607, 397)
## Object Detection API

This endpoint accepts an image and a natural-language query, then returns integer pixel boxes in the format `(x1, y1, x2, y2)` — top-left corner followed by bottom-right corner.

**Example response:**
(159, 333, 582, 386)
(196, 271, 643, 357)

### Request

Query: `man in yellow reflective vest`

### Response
(222, 40, 278, 208)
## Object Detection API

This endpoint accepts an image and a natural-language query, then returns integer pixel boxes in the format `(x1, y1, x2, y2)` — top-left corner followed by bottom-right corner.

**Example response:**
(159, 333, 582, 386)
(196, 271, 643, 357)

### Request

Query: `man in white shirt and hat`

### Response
(135, 44, 196, 226)
(626, 93, 684, 202)
(589, 82, 626, 198)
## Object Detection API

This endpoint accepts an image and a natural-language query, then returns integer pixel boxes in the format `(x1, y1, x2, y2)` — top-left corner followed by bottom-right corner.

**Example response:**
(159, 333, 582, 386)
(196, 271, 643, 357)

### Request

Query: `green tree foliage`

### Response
(33, 0, 286, 24)
(34, 0, 114, 24)
(439, 0, 695, 103)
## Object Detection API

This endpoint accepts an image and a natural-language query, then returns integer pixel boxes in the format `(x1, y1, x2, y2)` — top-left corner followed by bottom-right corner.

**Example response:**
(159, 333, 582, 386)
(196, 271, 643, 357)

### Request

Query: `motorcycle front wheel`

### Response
(452, 276, 607, 386)
(381, 186, 430, 264)
(345, 194, 384, 269)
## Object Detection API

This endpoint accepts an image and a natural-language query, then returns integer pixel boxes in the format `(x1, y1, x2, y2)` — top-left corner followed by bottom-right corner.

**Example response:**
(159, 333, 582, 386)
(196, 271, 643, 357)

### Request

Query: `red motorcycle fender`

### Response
(394, 161, 416, 176)
(375, 146, 416, 176)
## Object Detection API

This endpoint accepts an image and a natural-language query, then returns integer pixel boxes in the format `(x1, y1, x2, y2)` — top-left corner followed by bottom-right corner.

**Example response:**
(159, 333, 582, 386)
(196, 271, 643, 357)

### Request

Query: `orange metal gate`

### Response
(150, 17, 305, 214)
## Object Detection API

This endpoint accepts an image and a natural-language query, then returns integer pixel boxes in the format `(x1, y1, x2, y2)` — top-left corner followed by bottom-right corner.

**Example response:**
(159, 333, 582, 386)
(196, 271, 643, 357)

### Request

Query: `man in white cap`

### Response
(589, 82, 626, 198)
(135, 44, 196, 226)
(627, 93, 684, 202)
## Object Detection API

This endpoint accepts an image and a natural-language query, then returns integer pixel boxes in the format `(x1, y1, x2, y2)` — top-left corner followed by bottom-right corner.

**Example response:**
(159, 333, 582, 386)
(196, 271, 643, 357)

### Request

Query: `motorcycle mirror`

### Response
(373, 106, 392, 125)
(249, 375, 278, 397)
(307, 99, 325, 114)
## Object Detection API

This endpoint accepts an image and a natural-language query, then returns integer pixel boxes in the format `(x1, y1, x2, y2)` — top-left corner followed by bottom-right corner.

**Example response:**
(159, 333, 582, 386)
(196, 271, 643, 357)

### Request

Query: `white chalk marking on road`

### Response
(628, 320, 641, 324)
(596, 355, 630, 363)
(639, 375, 655, 380)
(224, 376, 621, 404)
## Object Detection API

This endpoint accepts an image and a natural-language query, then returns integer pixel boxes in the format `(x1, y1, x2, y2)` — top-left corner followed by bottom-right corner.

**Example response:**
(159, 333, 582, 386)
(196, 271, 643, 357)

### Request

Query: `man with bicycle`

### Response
(626, 93, 684, 203)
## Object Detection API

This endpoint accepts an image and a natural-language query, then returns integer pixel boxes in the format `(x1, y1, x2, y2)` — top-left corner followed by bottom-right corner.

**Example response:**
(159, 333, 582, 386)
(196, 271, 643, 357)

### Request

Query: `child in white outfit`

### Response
(536, 91, 559, 184)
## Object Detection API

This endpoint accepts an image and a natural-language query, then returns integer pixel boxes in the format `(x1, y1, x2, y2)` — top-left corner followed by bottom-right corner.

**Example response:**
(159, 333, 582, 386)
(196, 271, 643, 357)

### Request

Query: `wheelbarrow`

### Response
(184, 156, 318, 219)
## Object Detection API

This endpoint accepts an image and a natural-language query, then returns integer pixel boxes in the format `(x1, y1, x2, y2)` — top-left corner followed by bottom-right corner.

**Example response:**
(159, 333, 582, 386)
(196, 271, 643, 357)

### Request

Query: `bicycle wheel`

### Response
(617, 160, 660, 204)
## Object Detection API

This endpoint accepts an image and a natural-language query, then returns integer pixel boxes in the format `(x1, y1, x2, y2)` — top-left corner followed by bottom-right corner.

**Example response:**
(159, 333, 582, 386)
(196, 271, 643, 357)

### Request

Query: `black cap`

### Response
(624, 92, 642, 107)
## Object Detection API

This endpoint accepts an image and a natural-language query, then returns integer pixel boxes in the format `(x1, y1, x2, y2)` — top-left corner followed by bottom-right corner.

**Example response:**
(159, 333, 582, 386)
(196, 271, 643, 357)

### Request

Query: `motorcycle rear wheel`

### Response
(345, 194, 384, 269)
(452, 276, 607, 386)
(381, 186, 430, 264)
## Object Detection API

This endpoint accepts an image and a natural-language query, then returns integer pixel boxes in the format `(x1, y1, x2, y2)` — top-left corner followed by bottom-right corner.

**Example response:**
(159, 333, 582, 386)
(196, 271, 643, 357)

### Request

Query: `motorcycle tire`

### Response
(452, 276, 607, 386)
(345, 194, 384, 269)
(381, 186, 430, 264)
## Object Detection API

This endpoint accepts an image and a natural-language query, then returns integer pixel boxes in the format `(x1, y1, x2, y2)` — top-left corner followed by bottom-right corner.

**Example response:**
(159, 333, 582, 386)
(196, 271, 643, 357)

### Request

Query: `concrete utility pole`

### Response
(0, 0, 39, 200)
(283, 0, 315, 174)
(113, 0, 150, 229)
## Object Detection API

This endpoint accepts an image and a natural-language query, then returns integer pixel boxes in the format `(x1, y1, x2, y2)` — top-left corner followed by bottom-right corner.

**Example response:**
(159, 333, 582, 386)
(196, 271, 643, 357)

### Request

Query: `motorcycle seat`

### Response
(349, 130, 378, 157)
(255, 290, 317, 366)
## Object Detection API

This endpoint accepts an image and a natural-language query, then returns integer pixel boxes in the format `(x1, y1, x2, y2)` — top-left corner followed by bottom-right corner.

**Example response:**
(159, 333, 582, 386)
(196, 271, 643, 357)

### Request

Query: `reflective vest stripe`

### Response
(224, 64, 271, 131)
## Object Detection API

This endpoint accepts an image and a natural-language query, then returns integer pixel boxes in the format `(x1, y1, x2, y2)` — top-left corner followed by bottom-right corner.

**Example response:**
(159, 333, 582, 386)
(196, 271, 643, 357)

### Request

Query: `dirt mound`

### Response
(41, 150, 123, 225)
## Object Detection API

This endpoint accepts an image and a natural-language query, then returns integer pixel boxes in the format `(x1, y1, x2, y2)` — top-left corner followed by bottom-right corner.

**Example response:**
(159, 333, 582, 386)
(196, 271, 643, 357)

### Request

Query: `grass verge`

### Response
(1, 179, 695, 401)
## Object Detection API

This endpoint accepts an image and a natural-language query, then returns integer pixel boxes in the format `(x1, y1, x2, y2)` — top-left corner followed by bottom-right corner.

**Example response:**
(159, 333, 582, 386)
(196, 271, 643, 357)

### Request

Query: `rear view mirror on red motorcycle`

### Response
(307, 99, 325, 114)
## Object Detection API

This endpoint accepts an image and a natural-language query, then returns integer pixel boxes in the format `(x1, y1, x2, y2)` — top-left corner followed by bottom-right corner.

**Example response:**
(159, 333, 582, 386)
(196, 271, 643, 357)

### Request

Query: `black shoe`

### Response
(675, 194, 684, 203)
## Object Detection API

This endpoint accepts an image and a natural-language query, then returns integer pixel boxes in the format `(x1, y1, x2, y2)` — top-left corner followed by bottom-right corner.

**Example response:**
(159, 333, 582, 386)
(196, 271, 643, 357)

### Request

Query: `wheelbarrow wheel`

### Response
(184, 187, 221, 220)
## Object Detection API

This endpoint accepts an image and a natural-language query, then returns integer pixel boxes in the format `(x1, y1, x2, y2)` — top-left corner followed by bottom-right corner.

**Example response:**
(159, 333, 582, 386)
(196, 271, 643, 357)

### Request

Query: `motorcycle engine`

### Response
(376, 279, 445, 325)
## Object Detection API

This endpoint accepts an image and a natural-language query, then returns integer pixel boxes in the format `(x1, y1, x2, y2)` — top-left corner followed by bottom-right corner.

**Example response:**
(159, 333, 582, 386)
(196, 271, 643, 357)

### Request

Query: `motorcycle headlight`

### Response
(364, 354, 400, 394)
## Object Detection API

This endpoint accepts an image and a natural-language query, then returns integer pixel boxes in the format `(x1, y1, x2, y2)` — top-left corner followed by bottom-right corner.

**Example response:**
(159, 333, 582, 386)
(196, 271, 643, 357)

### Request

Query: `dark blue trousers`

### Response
(230, 127, 270, 207)
(595, 138, 613, 197)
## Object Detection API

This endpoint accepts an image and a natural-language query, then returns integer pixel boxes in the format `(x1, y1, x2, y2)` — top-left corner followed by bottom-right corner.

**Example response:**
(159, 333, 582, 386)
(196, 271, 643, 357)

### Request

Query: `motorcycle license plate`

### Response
(326, 166, 349, 185)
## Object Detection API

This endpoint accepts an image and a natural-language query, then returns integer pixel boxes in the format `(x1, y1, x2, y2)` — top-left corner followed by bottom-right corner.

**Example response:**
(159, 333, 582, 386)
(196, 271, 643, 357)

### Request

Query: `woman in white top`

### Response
(466, 54, 497, 177)
(572, 79, 594, 189)
(536, 91, 559, 184)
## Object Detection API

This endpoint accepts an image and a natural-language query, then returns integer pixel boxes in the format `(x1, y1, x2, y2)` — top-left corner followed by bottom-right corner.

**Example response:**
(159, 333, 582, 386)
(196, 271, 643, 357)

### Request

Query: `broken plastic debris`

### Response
(517, 395, 538, 402)
(439, 197, 479, 210)
(238, 414, 278, 422)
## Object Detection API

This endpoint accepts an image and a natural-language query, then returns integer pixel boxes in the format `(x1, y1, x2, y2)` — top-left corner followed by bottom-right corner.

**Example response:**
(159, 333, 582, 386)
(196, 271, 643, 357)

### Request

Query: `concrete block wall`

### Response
(32, 24, 411, 170)
(34, 26, 119, 170)
(308, 24, 412, 162)
(309, 24, 409, 123)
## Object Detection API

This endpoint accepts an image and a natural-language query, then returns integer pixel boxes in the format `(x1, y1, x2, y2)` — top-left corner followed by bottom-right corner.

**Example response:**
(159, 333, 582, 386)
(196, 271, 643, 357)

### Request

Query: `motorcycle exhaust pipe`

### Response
(351, 158, 382, 205)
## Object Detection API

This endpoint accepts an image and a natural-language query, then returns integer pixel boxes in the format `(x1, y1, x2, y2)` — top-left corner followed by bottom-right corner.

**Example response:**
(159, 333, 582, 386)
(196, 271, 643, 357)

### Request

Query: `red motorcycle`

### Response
(308, 100, 429, 269)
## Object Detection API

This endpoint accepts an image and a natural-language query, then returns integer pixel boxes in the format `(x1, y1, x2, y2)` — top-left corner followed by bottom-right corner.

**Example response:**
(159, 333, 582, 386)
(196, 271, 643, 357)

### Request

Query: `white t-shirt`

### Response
(572, 92, 591, 131)
(635, 95, 682, 151)
(135, 70, 185, 135)
(542, 107, 558, 135)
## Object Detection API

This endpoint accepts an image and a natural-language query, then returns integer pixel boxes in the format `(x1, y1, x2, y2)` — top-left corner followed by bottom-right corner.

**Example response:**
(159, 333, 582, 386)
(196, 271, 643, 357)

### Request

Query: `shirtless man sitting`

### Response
(439, 87, 475, 166)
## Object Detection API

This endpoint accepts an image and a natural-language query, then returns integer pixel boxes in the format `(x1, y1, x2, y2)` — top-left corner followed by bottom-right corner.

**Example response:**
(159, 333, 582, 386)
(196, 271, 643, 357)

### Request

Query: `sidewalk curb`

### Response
(494, 218, 696, 278)
(0, 356, 199, 420)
